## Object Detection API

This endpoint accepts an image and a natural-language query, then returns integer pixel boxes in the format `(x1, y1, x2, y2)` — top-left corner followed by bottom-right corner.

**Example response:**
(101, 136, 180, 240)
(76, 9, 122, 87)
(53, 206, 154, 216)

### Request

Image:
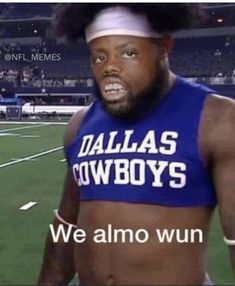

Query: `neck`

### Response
(162, 70, 176, 98)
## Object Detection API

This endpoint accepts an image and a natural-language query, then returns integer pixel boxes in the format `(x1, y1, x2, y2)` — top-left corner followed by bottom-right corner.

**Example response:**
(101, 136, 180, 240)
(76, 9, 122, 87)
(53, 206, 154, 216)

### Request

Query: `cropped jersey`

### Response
(65, 76, 217, 206)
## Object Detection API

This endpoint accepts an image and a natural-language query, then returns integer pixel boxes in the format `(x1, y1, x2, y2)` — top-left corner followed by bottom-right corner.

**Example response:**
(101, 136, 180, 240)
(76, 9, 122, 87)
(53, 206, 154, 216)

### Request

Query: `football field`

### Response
(0, 121, 234, 285)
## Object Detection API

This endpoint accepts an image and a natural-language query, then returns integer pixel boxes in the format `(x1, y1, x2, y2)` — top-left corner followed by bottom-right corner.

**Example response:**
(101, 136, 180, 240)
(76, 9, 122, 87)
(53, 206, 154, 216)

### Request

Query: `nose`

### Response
(103, 55, 122, 76)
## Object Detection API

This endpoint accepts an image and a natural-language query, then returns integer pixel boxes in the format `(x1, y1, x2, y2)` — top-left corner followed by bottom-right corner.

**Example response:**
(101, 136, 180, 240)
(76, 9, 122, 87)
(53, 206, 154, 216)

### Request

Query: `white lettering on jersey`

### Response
(105, 131, 121, 154)
(79, 161, 90, 185)
(78, 135, 94, 157)
(114, 159, 129, 184)
(73, 160, 187, 189)
(159, 131, 178, 155)
(137, 130, 158, 154)
(169, 162, 187, 188)
(89, 159, 113, 185)
(120, 130, 138, 153)
(129, 159, 145, 186)
(89, 133, 104, 155)
(146, 160, 169, 187)
(73, 130, 187, 190)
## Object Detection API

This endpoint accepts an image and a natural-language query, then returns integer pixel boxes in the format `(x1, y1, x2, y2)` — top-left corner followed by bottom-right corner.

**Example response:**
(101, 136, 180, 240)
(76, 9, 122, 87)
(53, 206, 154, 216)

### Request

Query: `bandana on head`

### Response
(85, 6, 161, 43)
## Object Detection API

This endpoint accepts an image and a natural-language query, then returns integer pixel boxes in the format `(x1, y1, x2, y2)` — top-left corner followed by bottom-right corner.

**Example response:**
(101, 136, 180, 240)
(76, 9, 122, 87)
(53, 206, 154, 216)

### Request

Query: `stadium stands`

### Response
(0, 35, 234, 83)
(0, 3, 234, 119)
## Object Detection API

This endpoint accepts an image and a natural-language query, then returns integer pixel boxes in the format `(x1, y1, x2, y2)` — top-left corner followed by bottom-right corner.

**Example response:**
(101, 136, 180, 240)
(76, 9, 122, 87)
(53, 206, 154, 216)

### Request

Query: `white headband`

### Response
(85, 6, 161, 43)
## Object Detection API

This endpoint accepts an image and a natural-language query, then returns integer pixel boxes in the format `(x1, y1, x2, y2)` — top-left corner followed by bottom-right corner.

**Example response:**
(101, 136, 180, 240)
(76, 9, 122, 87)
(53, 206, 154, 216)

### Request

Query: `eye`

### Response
(122, 50, 138, 59)
(92, 55, 106, 64)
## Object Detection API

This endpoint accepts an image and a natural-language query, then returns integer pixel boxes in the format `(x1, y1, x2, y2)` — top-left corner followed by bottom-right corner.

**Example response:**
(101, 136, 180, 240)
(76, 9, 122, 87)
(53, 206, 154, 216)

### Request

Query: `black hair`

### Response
(53, 3, 204, 42)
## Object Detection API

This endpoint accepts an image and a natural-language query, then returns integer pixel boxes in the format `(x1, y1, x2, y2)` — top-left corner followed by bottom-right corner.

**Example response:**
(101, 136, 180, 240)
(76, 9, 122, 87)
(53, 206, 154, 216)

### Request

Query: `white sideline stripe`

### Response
(19, 202, 37, 211)
(0, 124, 49, 133)
(60, 158, 66, 162)
(0, 121, 67, 125)
(11, 158, 37, 161)
(0, 133, 19, 136)
(21, 135, 40, 138)
(0, 146, 63, 169)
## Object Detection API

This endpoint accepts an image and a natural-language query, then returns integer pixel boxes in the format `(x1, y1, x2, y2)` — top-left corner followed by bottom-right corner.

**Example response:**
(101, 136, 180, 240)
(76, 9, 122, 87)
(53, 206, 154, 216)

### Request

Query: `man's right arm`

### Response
(37, 107, 89, 285)
(37, 169, 79, 285)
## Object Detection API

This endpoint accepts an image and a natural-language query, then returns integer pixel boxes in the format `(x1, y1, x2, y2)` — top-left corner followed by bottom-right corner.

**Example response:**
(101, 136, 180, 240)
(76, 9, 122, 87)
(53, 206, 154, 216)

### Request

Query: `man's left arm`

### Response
(210, 96, 235, 272)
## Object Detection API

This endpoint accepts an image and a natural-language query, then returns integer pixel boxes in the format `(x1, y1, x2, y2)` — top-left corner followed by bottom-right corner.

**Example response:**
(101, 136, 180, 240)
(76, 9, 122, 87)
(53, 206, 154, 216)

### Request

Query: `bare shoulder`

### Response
(201, 94, 235, 157)
(205, 93, 234, 128)
(202, 94, 234, 125)
(64, 105, 91, 148)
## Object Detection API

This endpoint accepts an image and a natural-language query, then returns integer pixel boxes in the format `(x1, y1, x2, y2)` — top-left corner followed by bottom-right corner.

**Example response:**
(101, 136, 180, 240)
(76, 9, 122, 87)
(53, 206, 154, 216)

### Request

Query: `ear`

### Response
(156, 34, 173, 59)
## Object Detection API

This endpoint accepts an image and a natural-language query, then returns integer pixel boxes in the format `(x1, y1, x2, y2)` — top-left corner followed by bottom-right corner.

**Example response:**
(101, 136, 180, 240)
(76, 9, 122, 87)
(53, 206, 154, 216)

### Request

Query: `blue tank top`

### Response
(65, 76, 216, 207)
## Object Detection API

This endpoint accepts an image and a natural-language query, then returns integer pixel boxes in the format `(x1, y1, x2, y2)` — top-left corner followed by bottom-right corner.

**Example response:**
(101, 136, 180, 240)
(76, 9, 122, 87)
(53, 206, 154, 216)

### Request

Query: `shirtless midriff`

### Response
(75, 201, 213, 285)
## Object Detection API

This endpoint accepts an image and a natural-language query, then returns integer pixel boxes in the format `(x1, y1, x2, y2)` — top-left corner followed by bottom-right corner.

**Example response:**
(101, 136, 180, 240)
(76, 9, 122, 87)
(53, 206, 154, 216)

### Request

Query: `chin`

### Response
(94, 66, 167, 121)
(103, 100, 137, 120)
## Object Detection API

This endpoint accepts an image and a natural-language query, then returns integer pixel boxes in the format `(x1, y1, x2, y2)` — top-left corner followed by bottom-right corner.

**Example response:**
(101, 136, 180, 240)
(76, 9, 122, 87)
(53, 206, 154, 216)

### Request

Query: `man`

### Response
(38, 4, 235, 285)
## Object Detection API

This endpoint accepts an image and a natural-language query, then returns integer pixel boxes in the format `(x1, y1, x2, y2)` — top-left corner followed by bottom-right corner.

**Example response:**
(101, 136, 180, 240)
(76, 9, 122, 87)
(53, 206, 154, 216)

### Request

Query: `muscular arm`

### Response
(37, 108, 89, 285)
(207, 95, 235, 272)
(37, 170, 79, 285)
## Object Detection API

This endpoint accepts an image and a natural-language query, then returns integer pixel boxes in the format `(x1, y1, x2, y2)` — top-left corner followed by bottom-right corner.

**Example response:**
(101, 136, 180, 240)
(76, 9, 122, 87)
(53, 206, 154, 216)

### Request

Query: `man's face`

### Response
(89, 35, 168, 119)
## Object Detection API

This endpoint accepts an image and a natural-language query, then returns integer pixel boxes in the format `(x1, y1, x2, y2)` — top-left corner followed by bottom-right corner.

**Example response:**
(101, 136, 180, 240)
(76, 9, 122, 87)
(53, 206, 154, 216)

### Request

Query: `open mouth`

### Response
(102, 83, 127, 102)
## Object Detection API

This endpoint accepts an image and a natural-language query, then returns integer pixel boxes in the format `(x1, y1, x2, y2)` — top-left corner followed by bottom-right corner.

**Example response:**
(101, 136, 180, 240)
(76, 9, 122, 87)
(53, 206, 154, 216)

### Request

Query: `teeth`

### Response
(108, 90, 121, 94)
(104, 83, 125, 92)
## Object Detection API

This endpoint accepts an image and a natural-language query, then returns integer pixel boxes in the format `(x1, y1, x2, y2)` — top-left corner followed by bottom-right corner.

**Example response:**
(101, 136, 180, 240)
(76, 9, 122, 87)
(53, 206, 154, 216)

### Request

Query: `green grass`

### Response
(0, 122, 234, 285)
(208, 212, 234, 284)
(0, 123, 66, 285)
